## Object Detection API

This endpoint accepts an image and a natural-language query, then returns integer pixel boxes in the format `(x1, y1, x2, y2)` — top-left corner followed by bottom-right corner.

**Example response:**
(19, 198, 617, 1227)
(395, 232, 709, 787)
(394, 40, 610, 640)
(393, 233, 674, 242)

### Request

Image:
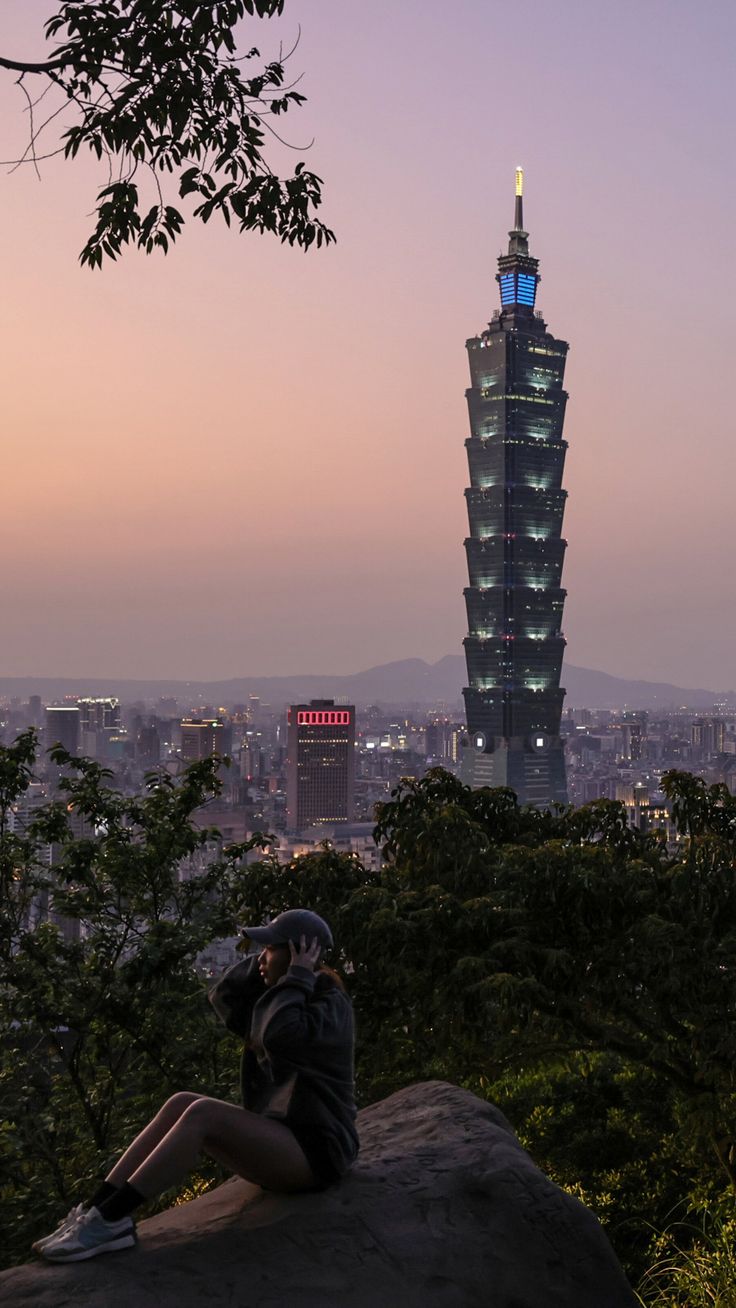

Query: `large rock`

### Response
(1, 1081, 637, 1307)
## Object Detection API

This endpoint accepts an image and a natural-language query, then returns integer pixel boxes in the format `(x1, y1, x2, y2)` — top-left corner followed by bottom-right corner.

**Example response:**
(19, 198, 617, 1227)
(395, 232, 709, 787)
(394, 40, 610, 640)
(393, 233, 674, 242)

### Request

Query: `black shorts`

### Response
(288, 1123, 342, 1190)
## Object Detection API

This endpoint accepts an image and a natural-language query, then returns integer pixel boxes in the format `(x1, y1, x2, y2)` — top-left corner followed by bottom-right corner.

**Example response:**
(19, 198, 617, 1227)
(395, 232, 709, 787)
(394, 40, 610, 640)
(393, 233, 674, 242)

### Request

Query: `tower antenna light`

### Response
(514, 166, 524, 230)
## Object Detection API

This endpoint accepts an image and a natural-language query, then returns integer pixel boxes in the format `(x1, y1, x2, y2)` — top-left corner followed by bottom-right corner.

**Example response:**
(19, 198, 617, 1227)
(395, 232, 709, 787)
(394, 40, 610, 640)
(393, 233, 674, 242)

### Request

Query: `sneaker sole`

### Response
(41, 1232, 136, 1262)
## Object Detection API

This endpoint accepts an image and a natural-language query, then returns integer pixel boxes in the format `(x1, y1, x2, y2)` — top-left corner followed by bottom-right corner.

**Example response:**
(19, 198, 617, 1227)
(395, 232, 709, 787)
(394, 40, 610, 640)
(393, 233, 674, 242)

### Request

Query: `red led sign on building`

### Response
(296, 710, 351, 725)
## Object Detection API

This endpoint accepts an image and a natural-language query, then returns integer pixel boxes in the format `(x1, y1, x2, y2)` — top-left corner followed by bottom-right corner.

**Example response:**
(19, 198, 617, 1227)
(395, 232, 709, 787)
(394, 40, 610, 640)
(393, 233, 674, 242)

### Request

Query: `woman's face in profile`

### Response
(258, 943, 291, 987)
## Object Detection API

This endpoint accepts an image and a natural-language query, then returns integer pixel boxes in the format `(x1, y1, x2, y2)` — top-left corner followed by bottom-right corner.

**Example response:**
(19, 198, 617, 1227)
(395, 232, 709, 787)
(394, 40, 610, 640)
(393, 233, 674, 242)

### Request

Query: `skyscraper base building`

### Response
(460, 733, 567, 808)
(460, 170, 569, 807)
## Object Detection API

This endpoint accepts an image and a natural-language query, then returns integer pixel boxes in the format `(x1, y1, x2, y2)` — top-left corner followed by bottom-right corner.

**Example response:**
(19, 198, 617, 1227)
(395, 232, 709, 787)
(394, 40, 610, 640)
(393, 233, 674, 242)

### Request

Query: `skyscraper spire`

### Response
(498, 165, 537, 304)
(514, 166, 524, 231)
(506, 164, 531, 260)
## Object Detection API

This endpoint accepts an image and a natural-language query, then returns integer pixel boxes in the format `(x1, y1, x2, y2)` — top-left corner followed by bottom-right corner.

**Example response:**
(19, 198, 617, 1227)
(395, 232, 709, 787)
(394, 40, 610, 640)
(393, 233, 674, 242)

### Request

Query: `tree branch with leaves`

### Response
(0, 0, 333, 266)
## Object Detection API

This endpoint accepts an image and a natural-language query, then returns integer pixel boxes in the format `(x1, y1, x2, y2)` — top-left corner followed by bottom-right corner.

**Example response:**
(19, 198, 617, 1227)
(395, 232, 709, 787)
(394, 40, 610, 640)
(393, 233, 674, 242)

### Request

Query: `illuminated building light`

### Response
(517, 274, 537, 305)
(296, 710, 352, 725)
(499, 273, 538, 309)
(515, 167, 524, 197)
(505, 393, 554, 405)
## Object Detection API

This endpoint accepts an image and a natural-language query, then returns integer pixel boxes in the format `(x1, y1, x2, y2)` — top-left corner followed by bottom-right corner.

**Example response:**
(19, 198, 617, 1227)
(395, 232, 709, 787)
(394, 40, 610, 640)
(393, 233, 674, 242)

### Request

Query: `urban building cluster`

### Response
(563, 705, 736, 835)
(6, 690, 736, 848)
(2, 690, 466, 872)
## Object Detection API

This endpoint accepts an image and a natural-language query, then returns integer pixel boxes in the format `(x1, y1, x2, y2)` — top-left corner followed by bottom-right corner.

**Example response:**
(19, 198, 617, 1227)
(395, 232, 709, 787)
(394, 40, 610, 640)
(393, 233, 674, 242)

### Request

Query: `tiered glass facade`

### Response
(460, 173, 569, 806)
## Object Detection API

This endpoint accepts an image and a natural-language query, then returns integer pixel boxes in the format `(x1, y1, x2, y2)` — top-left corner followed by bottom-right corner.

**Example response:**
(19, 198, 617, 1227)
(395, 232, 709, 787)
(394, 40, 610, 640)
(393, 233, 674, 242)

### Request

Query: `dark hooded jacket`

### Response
(208, 954, 359, 1177)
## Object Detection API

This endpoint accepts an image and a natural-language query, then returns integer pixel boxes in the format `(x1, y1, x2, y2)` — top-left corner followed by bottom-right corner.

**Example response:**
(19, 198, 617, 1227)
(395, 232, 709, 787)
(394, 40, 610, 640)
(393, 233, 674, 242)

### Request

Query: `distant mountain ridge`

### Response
(0, 657, 733, 710)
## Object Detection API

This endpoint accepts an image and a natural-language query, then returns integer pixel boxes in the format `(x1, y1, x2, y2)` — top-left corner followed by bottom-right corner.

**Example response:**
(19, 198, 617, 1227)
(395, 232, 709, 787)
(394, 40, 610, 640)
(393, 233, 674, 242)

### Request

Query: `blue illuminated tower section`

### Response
(460, 169, 569, 806)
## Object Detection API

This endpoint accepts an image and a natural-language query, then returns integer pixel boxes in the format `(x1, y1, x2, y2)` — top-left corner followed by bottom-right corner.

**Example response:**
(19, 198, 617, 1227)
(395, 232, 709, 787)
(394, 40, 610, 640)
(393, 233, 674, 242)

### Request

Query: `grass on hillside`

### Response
(635, 1207, 736, 1308)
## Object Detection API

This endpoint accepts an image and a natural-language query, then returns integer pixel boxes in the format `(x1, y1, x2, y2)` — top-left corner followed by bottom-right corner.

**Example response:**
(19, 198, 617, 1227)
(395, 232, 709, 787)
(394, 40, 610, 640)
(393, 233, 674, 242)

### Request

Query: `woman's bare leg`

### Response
(125, 1096, 315, 1198)
(105, 1093, 204, 1188)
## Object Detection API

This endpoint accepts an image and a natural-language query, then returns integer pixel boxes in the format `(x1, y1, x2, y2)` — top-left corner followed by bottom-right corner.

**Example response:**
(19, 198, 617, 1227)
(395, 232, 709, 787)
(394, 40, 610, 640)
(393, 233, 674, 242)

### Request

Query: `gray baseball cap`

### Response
(243, 909, 334, 952)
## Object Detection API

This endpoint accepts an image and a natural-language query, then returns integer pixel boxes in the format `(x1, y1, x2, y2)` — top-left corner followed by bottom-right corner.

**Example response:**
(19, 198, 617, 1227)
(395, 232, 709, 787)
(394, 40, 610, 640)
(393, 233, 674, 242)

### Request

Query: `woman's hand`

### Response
(288, 934, 322, 971)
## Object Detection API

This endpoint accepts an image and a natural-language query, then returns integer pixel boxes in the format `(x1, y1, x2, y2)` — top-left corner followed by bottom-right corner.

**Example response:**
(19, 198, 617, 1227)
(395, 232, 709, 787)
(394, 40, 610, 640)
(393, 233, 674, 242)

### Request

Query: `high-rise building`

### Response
(136, 723, 161, 766)
(691, 717, 725, 758)
(78, 697, 121, 733)
(45, 705, 80, 755)
(180, 718, 226, 761)
(286, 700, 355, 831)
(460, 169, 569, 806)
(78, 697, 122, 758)
(622, 710, 648, 761)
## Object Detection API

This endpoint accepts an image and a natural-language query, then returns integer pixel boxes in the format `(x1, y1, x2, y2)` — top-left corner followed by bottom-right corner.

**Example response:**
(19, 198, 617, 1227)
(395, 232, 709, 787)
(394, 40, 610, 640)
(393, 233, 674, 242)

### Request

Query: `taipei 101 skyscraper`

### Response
(460, 169, 569, 806)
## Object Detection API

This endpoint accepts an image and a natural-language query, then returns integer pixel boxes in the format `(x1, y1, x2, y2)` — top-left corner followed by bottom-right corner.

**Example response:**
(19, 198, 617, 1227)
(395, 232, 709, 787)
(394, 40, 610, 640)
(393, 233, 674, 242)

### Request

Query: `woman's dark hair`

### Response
(317, 963, 346, 991)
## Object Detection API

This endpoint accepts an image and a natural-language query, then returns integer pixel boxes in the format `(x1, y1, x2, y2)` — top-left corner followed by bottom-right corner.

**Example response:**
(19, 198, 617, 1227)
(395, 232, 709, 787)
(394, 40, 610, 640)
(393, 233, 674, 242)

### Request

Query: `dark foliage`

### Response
(1, 742, 734, 1288)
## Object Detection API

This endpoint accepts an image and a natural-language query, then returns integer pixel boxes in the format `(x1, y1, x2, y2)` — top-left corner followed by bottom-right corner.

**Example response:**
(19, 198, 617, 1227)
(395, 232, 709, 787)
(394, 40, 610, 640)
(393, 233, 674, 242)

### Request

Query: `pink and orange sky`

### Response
(1, 0, 734, 686)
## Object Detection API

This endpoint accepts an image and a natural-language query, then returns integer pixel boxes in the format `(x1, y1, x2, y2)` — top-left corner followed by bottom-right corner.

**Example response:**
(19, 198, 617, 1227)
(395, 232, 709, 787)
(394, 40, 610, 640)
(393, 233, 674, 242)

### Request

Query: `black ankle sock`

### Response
(97, 1182, 146, 1223)
(89, 1180, 118, 1210)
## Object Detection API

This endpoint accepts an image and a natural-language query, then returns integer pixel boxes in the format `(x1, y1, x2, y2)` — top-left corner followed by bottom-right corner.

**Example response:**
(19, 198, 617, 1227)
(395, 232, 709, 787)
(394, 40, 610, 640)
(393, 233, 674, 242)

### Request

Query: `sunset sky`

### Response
(1, 0, 734, 686)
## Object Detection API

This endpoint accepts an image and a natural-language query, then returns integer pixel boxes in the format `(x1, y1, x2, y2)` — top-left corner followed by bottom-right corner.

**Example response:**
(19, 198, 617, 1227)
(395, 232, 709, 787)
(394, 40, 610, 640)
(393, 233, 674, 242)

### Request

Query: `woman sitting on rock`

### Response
(34, 909, 359, 1263)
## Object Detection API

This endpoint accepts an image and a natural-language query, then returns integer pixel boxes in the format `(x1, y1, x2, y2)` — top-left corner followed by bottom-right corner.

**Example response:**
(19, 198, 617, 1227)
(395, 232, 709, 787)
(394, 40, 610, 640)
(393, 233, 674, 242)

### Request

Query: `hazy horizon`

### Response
(0, 652, 734, 701)
(2, 0, 734, 686)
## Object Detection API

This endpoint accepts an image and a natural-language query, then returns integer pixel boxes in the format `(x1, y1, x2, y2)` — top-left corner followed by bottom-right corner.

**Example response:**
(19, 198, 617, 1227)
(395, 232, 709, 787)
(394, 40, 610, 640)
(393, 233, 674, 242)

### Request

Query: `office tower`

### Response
(425, 721, 450, 760)
(45, 705, 80, 755)
(136, 723, 161, 766)
(240, 738, 261, 783)
(180, 717, 226, 761)
(460, 169, 569, 806)
(623, 710, 648, 761)
(77, 697, 122, 758)
(78, 697, 121, 733)
(691, 717, 725, 758)
(286, 700, 355, 831)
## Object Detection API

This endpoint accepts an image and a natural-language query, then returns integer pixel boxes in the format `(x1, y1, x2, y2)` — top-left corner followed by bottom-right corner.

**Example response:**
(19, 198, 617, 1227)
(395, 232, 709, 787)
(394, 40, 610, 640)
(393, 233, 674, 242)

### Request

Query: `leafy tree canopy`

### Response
(0, 1, 332, 266)
(1, 734, 735, 1290)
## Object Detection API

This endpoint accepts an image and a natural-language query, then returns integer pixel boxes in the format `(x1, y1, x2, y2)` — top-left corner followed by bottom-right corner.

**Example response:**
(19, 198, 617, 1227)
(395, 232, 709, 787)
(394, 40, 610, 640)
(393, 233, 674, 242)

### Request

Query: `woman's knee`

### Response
(161, 1091, 203, 1120)
(172, 1097, 214, 1145)
(179, 1096, 246, 1143)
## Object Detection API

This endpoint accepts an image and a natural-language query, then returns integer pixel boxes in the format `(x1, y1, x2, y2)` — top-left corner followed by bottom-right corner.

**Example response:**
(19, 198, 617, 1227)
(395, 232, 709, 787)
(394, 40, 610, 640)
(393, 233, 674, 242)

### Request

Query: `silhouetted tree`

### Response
(0, 1, 332, 266)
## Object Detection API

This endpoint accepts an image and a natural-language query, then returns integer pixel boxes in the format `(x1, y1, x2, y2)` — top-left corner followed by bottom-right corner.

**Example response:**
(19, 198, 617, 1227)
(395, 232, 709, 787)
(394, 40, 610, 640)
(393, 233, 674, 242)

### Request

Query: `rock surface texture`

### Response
(1, 1080, 638, 1307)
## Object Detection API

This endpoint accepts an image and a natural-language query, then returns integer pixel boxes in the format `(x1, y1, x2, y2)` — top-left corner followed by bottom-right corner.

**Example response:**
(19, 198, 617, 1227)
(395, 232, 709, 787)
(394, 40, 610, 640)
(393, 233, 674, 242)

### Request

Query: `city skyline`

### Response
(1, 0, 734, 686)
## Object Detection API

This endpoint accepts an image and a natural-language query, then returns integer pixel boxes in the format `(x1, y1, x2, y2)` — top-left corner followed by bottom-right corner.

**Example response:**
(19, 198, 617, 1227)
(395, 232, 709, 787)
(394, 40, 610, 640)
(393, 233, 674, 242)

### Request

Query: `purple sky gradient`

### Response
(1, 0, 734, 685)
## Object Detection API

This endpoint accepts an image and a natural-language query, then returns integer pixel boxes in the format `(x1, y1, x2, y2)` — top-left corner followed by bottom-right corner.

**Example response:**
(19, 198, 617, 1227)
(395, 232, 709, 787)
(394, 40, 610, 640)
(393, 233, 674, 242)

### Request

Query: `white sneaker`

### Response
(32, 1203, 86, 1253)
(39, 1206, 136, 1262)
